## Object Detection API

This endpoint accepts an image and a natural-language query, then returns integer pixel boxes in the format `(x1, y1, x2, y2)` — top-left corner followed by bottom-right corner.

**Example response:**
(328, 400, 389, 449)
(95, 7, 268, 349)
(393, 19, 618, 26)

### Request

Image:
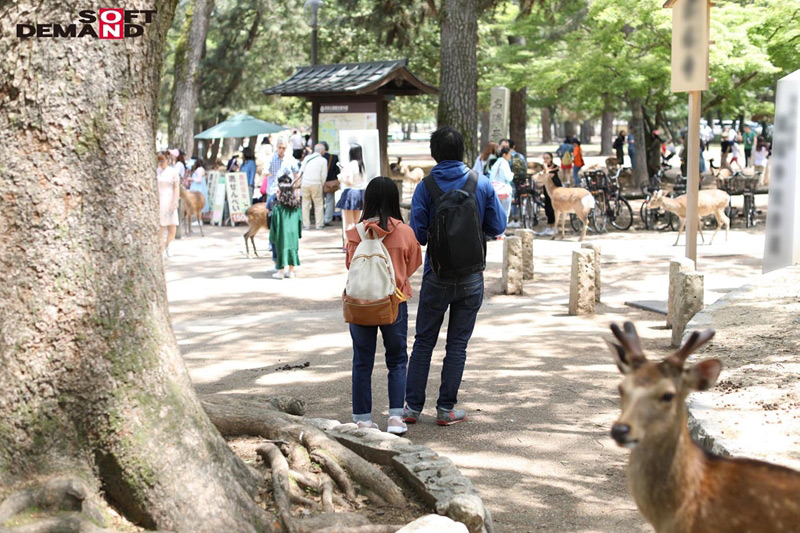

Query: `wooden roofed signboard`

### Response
(664, 0, 710, 93)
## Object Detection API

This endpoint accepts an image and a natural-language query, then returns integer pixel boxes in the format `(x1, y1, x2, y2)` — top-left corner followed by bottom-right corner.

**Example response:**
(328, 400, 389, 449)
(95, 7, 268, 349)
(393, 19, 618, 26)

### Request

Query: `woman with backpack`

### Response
(344, 177, 422, 435)
(269, 174, 302, 279)
(474, 141, 497, 176)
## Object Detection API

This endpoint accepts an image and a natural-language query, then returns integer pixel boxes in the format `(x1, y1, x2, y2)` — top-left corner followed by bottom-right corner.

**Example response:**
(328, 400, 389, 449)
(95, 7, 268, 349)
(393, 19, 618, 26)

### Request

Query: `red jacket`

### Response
(346, 218, 422, 299)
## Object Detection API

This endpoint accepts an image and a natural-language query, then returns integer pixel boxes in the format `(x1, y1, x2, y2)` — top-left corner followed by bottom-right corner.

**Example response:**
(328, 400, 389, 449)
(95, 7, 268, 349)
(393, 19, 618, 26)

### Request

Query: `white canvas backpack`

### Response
(343, 222, 405, 326)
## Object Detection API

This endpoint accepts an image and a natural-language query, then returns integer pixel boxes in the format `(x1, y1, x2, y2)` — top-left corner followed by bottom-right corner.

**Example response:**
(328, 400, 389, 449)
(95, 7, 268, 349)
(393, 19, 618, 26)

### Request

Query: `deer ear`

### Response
(684, 359, 722, 392)
(606, 339, 633, 374)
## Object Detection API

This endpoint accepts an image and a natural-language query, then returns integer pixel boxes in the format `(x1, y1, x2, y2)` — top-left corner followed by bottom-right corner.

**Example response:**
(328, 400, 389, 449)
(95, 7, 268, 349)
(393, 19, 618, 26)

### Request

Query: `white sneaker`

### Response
(387, 416, 407, 435)
(356, 420, 379, 430)
(538, 227, 554, 236)
(285, 271, 296, 279)
(272, 271, 284, 280)
(508, 221, 521, 228)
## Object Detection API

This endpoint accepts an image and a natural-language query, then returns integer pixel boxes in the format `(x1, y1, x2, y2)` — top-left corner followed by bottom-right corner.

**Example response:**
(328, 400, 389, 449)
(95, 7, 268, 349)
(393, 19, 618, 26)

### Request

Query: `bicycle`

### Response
(569, 171, 607, 234)
(600, 167, 633, 231)
(639, 168, 678, 231)
(511, 175, 546, 232)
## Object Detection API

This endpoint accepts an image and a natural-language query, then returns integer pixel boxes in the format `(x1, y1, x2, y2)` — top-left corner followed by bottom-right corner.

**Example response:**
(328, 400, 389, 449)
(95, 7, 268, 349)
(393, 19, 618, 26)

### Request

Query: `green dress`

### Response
(269, 204, 302, 269)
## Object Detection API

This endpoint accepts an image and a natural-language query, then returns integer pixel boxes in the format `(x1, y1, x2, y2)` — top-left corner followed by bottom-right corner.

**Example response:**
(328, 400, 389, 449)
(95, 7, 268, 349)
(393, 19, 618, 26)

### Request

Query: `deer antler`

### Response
(610, 322, 646, 368)
(667, 329, 715, 368)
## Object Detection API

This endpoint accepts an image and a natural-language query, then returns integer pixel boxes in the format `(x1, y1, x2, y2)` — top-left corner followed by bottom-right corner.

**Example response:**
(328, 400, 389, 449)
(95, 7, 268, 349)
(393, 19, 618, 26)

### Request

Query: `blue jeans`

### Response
(406, 272, 484, 412)
(324, 191, 335, 224)
(629, 147, 635, 169)
(572, 165, 583, 187)
(350, 302, 409, 421)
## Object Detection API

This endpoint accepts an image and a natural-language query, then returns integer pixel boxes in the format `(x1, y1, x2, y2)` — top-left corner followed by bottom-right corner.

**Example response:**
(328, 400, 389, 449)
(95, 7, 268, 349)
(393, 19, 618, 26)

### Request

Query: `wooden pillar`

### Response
(685, 91, 701, 264)
(311, 100, 320, 147)
(378, 97, 390, 176)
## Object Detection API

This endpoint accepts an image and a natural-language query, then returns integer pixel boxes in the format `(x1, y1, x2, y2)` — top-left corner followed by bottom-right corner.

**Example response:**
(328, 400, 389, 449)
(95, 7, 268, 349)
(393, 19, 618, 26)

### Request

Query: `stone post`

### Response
(581, 243, 601, 302)
(517, 229, 534, 280)
(668, 257, 695, 329)
(569, 249, 596, 316)
(671, 271, 704, 347)
(502, 236, 523, 295)
(488, 87, 510, 143)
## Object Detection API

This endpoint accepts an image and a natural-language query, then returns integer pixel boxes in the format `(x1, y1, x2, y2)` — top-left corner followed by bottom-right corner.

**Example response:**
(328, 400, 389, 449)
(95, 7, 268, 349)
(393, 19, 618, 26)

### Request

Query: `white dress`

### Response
(158, 166, 180, 226)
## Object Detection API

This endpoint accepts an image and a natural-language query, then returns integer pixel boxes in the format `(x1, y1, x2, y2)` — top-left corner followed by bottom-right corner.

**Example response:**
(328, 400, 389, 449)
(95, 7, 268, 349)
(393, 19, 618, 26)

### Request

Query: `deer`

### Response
(399, 162, 425, 183)
(389, 156, 403, 174)
(606, 321, 800, 533)
(543, 171, 595, 241)
(243, 202, 268, 257)
(649, 189, 730, 246)
(179, 186, 206, 236)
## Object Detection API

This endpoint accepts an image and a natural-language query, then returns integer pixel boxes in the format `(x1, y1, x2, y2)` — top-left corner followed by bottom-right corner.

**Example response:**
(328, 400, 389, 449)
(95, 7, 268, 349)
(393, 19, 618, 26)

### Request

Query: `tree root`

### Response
(256, 444, 295, 533)
(0, 478, 107, 527)
(310, 451, 357, 503)
(202, 397, 405, 507)
(313, 525, 403, 533)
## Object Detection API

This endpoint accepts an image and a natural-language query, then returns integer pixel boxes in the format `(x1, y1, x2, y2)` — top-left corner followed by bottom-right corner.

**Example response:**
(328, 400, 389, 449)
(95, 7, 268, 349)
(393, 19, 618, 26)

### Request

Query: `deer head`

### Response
(648, 190, 666, 209)
(606, 322, 721, 449)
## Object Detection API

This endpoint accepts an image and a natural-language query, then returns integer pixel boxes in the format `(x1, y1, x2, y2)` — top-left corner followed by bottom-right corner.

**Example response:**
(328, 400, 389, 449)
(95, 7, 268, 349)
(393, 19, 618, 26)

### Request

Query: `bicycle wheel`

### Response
(610, 196, 633, 230)
(640, 198, 652, 229)
(592, 193, 607, 233)
(522, 195, 535, 229)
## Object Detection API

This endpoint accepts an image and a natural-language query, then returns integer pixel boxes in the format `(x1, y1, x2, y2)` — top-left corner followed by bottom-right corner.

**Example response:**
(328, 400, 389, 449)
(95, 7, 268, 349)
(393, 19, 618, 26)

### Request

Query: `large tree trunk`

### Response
(479, 109, 490, 151)
(0, 2, 272, 531)
(541, 107, 553, 144)
(563, 120, 576, 139)
(600, 109, 614, 155)
(630, 99, 649, 188)
(579, 120, 592, 144)
(168, 0, 214, 157)
(438, 0, 479, 164)
(507, 34, 527, 158)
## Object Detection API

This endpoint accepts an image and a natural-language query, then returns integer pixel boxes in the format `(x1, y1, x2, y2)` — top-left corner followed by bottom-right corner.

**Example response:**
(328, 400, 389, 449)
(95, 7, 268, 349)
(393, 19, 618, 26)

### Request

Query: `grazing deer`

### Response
(389, 156, 403, 174)
(528, 161, 544, 175)
(543, 171, 595, 241)
(179, 186, 206, 236)
(649, 189, 730, 246)
(607, 321, 800, 533)
(243, 203, 268, 258)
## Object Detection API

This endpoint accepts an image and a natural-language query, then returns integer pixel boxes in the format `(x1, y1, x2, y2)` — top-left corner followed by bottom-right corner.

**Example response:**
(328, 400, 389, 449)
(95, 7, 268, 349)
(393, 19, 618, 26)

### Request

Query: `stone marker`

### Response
(668, 257, 695, 329)
(671, 271, 704, 347)
(581, 243, 601, 302)
(488, 87, 510, 143)
(518, 228, 534, 280)
(569, 249, 596, 316)
(502, 236, 523, 295)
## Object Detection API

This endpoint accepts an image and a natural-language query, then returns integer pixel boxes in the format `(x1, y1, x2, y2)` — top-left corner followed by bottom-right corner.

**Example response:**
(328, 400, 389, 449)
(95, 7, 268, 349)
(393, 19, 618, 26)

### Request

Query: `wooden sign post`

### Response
(665, 0, 711, 265)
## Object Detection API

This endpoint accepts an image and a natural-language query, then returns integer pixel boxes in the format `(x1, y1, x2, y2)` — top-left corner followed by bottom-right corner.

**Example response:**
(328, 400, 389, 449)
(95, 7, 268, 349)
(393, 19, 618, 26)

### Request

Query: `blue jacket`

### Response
(410, 160, 507, 274)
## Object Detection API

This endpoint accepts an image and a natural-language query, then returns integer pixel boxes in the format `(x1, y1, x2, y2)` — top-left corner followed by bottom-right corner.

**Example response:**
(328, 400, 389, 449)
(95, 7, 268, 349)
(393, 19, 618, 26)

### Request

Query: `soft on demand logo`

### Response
(16, 9, 157, 39)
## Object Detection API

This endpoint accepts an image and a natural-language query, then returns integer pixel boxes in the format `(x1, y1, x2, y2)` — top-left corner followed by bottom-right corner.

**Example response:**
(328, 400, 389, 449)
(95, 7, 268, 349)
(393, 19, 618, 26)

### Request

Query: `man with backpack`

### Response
(506, 139, 527, 227)
(405, 127, 507, 427)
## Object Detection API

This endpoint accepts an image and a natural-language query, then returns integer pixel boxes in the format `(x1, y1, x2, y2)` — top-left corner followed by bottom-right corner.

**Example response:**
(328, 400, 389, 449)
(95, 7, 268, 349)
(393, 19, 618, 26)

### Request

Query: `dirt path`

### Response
(166, 215, 766, 532)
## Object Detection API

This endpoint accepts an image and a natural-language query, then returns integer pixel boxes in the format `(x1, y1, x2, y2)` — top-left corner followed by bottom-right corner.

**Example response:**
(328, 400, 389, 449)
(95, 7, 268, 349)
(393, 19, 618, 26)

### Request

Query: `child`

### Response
(269, 174, 302, 279)
(345, 177, 422, 434)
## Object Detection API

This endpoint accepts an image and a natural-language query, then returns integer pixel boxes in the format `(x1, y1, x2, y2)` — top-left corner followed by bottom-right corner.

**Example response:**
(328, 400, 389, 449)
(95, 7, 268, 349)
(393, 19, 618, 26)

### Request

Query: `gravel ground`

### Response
(166, 206, 767, 532)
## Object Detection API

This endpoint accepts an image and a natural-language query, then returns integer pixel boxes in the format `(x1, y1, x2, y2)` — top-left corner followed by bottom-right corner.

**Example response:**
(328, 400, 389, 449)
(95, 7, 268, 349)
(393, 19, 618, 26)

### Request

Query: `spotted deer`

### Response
(607, 322, 800, 533)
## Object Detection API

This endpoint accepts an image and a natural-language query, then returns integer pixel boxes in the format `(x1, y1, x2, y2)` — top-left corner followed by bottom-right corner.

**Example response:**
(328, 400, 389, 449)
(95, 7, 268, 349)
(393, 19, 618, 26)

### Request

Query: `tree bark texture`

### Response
(541, 107, 552, 144)
(479, 110, 490, 151)
(630, 99, 649, 187)
(0, 2, 272, 531)
(563, 120, 576, 139)
(600, 109, 614, 155)
(438, 0, 479, 164)
(579, 120, 592, 144)
(168, 0, 214, 157)
(507, 35, 527, 158)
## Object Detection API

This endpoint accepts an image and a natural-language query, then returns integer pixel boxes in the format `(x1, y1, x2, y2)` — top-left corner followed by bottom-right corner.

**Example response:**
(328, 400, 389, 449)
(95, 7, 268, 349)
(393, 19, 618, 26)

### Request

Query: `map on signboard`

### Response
(225, 172, 250, 225)
(211, 173, 226, 226)
(320, 113, 377, 155)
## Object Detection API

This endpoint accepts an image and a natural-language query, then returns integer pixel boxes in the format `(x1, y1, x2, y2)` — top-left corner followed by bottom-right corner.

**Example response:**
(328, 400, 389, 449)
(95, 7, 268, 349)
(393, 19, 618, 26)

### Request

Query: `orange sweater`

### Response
(573, 145, 584, 167)
(346, 218, 422, 299)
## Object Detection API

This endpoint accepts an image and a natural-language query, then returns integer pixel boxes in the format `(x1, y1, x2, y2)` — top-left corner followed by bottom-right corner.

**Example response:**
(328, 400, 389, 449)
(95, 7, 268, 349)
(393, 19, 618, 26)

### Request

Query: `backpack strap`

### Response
(423, 174, 444, 201)
(463, 169, 478, 195)
(355, 221, 385, 242)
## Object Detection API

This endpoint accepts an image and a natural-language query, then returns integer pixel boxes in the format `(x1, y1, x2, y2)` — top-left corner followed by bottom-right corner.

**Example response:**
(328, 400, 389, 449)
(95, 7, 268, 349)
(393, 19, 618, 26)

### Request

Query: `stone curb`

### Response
(683, 266, 800, 465)
(303, 418, 494, 533)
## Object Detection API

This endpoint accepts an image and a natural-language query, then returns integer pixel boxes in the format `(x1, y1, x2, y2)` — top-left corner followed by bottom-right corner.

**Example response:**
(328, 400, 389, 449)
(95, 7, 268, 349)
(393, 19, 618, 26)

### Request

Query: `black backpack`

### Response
(423, 170, 486, 278)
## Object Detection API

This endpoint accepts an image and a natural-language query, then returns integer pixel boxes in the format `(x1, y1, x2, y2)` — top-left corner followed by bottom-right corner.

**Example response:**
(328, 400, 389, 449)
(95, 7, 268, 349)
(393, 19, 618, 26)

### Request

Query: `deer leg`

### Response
(244, 232, 252, 257)
(251, 236, 258, 257)
(674, 217, 686, 246)
(698, 216, 706, 244)
(552, 212, 559, 240)
(721, 208, 730, 241)
(198, 211, 204, 236)
(579, 212, 588, 242)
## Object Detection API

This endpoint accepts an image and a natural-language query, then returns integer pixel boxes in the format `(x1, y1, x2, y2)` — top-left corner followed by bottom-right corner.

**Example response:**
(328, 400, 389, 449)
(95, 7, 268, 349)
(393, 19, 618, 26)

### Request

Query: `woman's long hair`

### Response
(276, 174, 300, 209)
(480, 141, 497, 162)
(360, 177, 402, 231)
(194, 159, 206, 171)
(242, 147, 255, 161)
(349, 144, 365, 176)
